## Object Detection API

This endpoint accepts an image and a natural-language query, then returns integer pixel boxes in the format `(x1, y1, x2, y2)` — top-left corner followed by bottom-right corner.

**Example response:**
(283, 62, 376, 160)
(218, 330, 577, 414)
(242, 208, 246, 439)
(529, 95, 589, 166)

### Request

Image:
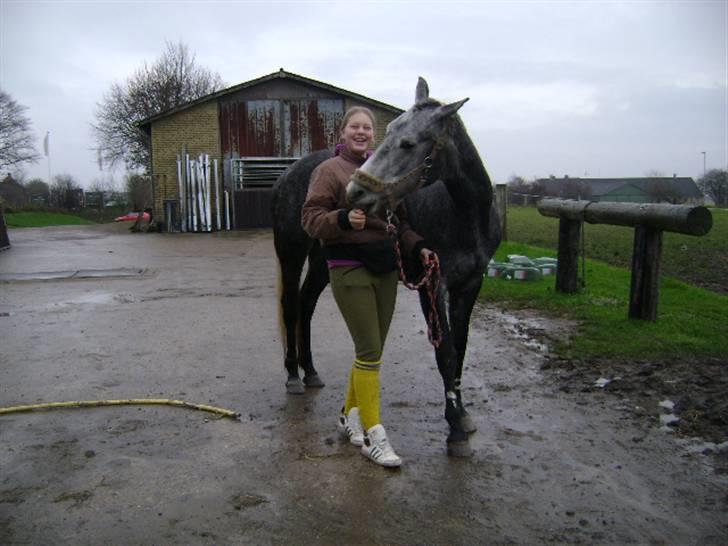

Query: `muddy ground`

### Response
(0, 224, 726, 545)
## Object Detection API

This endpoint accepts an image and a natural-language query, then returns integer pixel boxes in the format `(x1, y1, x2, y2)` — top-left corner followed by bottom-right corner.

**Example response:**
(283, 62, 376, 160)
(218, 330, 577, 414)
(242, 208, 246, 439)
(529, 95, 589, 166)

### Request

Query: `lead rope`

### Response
(386, 210, 443, 348)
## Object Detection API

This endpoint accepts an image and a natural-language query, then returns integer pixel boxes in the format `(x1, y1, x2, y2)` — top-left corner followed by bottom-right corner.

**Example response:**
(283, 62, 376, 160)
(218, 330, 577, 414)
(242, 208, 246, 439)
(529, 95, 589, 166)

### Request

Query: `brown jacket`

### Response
(301, 149, 424, 258)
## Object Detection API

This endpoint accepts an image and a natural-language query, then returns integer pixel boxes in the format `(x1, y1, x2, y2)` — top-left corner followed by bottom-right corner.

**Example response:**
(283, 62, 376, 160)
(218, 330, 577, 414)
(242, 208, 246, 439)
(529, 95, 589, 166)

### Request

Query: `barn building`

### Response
(534, 176, 704, 205)
(137, 69, 404, 230)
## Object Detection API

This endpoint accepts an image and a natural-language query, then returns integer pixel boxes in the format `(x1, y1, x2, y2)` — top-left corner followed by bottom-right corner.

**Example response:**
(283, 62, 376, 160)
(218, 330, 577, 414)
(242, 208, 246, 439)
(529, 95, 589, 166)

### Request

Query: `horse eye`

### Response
(399, 139, 415, 149)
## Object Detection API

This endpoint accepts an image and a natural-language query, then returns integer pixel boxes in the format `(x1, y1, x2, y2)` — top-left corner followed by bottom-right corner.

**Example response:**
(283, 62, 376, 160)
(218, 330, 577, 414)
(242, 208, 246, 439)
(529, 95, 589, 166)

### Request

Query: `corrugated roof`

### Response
(136, 69, 404, 129)
(536, 177, 702, 198)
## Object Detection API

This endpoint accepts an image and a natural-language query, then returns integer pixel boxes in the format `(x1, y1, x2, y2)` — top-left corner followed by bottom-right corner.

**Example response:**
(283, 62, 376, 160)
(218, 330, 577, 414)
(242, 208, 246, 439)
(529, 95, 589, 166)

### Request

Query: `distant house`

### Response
(535, 176, 704, 205)
(0, 174, 29, 208)
(137, 69, 404, 229)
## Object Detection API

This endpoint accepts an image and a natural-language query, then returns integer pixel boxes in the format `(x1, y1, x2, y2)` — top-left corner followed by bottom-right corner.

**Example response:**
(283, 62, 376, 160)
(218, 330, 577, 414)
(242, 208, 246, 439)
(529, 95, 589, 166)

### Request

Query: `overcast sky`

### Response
(1, 0, 726, 189)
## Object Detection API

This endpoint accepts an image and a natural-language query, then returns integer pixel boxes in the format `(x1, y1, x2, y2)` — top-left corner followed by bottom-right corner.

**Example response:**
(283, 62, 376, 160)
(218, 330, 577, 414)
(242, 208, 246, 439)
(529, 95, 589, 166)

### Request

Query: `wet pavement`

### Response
(1, 224, 726, 545)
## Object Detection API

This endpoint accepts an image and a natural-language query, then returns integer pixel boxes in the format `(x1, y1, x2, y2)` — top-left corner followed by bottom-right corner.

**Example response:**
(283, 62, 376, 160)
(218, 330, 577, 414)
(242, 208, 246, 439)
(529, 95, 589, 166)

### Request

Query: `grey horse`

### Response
(272, 78, 501, 456)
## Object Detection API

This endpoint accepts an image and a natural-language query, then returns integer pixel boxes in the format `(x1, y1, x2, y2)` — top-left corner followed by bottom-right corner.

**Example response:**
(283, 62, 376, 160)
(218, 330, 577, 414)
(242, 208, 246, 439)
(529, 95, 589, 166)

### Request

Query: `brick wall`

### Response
(150, 101, 221, 223)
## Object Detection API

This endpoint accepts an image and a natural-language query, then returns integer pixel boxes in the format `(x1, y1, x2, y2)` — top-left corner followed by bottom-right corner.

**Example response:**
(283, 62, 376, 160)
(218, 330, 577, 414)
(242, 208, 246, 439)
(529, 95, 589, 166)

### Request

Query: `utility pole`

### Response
(701, 151, 706, 179)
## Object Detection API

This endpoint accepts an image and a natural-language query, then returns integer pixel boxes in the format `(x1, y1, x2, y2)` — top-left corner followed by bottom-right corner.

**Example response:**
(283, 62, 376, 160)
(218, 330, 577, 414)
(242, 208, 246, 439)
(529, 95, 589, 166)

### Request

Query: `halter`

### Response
(349, 123, 452, 196)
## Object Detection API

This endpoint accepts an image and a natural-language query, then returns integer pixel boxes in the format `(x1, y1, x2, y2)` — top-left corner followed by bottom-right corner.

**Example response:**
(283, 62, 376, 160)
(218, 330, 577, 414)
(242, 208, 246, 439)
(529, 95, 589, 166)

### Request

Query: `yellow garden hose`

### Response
(0, 399, 240, 420)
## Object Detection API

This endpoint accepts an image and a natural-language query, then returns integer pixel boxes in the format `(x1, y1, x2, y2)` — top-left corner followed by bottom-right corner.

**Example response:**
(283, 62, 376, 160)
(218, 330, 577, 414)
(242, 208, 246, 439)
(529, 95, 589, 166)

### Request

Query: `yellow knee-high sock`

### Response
(344, 369, 357, 415)
(353, 358, 381, 430)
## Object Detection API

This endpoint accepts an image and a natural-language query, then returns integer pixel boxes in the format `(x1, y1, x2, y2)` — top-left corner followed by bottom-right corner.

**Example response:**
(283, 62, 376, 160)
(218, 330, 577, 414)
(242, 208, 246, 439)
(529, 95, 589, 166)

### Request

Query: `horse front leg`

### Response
(419, 287, 472, 457)
(447, 276, 483, 434)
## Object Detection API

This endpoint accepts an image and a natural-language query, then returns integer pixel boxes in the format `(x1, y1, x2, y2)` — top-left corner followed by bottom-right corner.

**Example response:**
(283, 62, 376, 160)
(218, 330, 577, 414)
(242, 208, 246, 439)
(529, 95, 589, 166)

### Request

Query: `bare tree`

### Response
(26, 178, 50, 204)
(0, 89, 41, 171)
(506, 175, 528, 205)
(561, 178, 592, 200)
(645, 178, 682, 204)
(50, 174, 82, 210)
(698, 168, 728, 207)
(88, 174, 121, 194)
(92, 41, 224, 171)
(125, 173, 152, 211)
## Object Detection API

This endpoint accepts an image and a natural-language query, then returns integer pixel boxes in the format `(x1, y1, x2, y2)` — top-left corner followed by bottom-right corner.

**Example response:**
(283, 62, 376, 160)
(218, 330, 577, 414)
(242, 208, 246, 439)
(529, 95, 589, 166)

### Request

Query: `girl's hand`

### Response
(348, 209, 366, 230)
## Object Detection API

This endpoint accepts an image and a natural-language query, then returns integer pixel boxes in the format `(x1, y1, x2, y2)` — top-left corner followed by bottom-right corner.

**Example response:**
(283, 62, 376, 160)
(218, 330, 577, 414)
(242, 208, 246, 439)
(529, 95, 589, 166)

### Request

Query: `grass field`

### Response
(4, 211, 96, 228)
(504, 205, 727, 294)
(481, 206, 728, 360)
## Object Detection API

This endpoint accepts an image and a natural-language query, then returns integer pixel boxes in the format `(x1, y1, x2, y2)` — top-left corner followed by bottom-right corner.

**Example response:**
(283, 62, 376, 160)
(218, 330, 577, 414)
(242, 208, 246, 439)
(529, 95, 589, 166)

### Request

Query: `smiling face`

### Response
(340, 111, 375, 158)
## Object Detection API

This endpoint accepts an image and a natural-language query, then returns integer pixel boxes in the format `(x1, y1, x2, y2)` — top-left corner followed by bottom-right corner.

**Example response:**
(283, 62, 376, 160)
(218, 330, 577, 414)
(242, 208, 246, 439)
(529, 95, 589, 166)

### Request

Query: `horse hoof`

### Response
(461, 414, 477, 434)
(285, 378, 305, 394)
(303, 373, 325, 388)
(447, 441, 473, 458)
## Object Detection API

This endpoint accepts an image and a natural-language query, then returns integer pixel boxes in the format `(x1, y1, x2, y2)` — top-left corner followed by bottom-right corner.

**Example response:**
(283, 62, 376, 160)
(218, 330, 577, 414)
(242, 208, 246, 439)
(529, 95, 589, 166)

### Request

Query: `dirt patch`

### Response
(491, 307, 728, 475)
(543, 356, 728, 452)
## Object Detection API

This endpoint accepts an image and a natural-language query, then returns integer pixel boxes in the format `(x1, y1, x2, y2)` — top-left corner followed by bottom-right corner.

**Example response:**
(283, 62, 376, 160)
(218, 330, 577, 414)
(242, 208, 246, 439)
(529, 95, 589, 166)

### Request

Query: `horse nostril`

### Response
(348, 186, 363, 203)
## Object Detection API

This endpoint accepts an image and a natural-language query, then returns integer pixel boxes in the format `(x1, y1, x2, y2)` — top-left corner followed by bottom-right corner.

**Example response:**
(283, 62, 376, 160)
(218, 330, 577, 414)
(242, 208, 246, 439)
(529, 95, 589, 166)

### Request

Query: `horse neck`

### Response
(439, 122, 493, 216)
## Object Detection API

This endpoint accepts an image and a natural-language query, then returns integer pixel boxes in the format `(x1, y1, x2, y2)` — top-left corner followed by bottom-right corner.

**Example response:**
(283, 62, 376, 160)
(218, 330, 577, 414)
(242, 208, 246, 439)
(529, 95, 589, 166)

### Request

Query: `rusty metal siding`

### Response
(242, 100, 281, 157)
(311, 99, 343, 152)
(221, 97, 343, 160)
(283, 99, 343, 156)
(284, 100, 310, 157)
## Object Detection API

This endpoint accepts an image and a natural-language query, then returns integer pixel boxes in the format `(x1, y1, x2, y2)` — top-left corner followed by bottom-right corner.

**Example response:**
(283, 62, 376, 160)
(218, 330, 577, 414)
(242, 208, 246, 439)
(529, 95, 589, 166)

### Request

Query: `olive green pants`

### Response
(329, 266, 399, 430)
(329, 266, 399, 362)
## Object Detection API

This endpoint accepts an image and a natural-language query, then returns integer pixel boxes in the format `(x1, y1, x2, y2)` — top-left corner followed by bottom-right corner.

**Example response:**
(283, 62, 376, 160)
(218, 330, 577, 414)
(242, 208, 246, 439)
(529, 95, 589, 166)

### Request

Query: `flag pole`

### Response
(44, 131, 51, 184)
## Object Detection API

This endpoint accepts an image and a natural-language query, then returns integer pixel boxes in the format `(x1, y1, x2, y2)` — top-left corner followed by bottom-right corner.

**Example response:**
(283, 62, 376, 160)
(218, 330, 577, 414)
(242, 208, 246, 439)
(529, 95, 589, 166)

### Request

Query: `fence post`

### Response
(0, 205, 10, 251)
(629, 226, 663, 320)
(556, 217, 582, 293)
(538, 198, 712, 320)
(495, 183, 507, 241)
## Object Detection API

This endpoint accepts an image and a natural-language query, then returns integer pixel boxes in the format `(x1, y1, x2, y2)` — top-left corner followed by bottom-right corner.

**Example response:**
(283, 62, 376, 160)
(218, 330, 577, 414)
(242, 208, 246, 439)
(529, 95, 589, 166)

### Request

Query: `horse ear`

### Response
(435, 98, 469, 120)
(415, 77, 430, 104)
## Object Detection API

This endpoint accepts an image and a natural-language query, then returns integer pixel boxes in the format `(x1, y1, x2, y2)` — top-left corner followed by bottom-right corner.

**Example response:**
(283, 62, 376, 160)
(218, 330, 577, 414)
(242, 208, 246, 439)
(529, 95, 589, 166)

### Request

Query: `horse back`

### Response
(272, 149, 333, 250)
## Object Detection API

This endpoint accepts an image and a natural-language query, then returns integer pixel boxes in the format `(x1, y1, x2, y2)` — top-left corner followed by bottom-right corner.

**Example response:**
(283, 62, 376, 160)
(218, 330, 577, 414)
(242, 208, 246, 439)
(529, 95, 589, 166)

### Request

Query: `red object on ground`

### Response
(114, 212, 150, 222)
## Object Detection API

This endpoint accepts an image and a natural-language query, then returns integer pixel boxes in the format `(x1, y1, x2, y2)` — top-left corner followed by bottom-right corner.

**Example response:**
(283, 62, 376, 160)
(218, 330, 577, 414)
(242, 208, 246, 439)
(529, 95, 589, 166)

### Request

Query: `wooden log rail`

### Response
(537, 199, 713, 320)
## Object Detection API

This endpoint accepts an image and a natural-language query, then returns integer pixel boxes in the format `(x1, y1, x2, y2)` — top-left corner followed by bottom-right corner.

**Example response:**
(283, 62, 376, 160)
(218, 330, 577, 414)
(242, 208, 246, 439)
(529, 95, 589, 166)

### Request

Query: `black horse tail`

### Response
(275, 254, 287, 352)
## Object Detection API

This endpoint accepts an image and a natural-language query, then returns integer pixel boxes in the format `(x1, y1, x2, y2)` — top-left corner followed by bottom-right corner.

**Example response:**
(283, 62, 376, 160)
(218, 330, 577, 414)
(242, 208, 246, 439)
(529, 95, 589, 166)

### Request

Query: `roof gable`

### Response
(137, 69, 404, 128)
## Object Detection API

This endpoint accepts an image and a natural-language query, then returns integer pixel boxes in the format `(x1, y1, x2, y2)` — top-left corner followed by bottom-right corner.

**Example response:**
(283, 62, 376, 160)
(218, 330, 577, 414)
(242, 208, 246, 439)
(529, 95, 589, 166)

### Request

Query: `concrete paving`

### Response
(0, 224, 726, 545)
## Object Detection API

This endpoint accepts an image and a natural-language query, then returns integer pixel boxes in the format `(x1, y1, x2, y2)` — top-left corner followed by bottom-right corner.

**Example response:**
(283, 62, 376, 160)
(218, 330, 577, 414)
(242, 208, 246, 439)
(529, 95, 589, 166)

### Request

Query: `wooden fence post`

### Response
(629, 226, 663, 320)
(538, 198, 712, 320)
(556, 217, 582, 293)
(495, 183, 507, 241)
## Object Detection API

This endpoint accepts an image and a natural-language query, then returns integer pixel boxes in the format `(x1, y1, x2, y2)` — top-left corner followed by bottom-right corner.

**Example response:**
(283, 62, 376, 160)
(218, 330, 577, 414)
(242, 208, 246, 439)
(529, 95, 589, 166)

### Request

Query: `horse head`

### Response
(346, 78, 468, 214)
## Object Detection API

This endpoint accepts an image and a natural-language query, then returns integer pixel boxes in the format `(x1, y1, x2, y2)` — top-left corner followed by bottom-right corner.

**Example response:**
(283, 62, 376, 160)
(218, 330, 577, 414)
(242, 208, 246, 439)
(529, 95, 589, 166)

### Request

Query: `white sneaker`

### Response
(337, 407, 364, 446)
(361, 424, 402, 467)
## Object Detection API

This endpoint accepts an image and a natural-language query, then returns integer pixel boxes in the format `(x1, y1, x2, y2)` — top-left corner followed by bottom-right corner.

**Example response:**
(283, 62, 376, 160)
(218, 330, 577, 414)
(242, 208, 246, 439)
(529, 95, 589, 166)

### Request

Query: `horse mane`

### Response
(415, 98, 442, 110)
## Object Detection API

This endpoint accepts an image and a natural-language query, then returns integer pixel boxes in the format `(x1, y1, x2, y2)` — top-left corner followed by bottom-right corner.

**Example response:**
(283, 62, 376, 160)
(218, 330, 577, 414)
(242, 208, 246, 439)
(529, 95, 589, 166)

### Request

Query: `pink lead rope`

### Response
(386, 212, 443, 348)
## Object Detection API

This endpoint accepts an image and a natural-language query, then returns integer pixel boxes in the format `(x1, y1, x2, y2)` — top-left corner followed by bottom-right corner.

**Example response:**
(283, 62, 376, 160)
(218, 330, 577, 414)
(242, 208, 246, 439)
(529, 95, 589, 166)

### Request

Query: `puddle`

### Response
(494, 312, 550, 353)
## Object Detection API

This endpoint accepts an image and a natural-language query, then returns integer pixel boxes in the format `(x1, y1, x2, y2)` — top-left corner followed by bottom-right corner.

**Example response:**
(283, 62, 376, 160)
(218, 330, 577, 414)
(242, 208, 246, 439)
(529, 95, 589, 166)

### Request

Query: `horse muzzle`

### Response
(346, 179, 384, 213)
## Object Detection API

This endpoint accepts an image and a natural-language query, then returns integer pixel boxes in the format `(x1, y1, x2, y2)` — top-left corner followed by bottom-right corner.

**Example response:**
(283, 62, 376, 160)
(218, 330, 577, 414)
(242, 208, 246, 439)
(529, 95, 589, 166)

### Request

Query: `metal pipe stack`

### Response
(176, 153, 230, 232)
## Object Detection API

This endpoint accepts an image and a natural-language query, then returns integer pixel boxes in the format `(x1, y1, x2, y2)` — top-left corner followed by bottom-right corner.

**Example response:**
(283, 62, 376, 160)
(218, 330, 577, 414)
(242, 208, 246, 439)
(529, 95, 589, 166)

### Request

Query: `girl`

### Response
(301, 106, 435, 467)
